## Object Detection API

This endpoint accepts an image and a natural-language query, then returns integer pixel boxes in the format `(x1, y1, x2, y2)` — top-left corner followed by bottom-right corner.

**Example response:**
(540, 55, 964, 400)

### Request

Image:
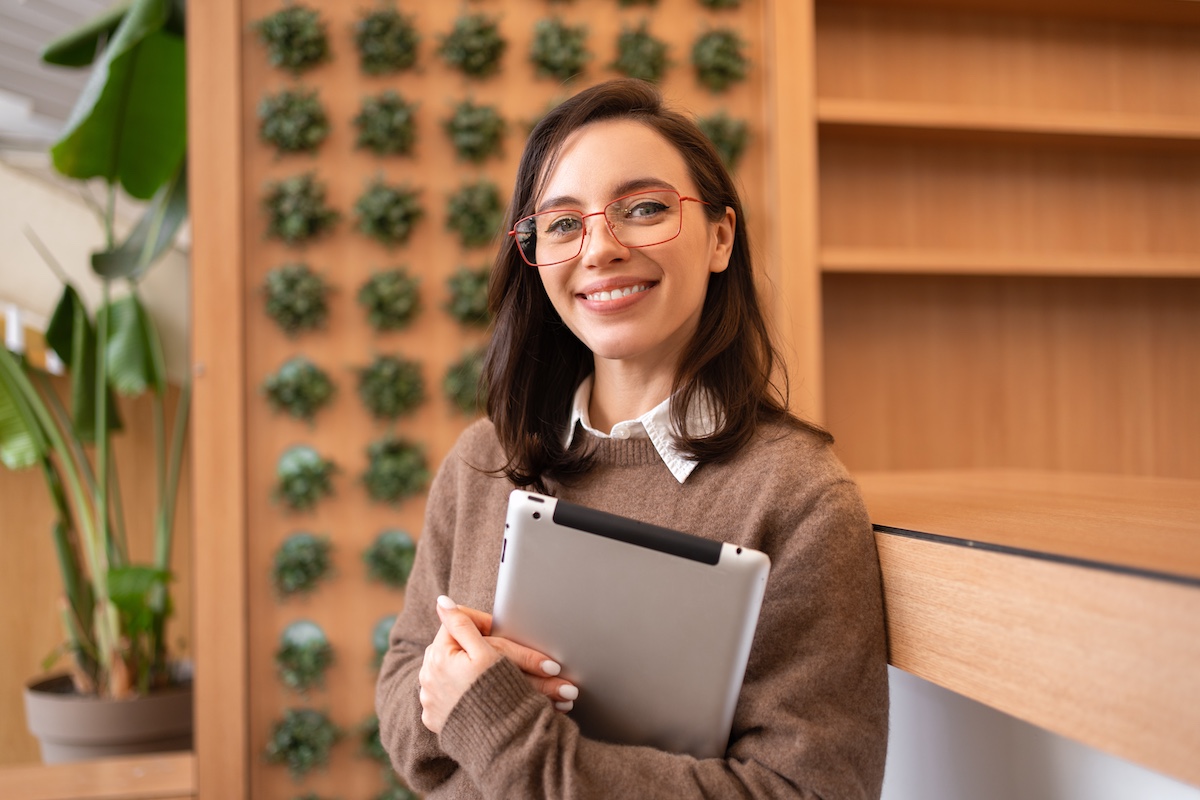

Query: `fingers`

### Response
(486, 635, 562, 679)
(435, 596, 490, 659)
(431, 595, 579, 714)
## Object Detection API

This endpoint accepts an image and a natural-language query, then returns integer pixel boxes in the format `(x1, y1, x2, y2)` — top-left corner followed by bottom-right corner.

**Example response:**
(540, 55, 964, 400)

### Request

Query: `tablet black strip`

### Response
(553, 499, 722, 565)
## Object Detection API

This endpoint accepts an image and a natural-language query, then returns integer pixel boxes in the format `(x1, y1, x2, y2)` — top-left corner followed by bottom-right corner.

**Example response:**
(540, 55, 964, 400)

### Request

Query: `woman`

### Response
(376, 79, 888, 799)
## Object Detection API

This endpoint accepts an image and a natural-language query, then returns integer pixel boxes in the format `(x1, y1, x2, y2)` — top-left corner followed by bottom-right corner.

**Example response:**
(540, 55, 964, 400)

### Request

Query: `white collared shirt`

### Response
(563, 375, 718, 484)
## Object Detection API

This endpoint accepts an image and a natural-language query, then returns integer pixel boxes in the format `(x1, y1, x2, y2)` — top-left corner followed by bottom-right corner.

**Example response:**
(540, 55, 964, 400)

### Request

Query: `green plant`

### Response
(438, 14, 507, 78)
(274, 445, 337, 512)
(354, 180, 424, 247)
(263, 263, 331, 336)
(264, 708, 341, 779)
(0, 0, 188, 699)
(253, 5, 330, 75)
(373, 614, 396, 666)
(619, 0, 657, 6)
(358, 269, 421, 331)
(696, 110, 749, 170)
(354, 6, 420, 75)
(445, 265, 491, 327)
(699, 0, 741, 8)
(263, 173, 340, 245)
(530, 18, 590, 82)
(275, 620, 333, 693)
(443, 347, 487, 414)
(362, 436, 429, 504)
(611, 22, 670, 83)
(262, 356, 335, 422)
(271, 532, 333, 597)
(363, 529, 417, 588)
(443, 99, 506, 163)
(446, 181, 504, 248)
(691, 29, 747, 92)
(258, 88, 330, 155)
(357, 355, 425, 420)
(354, 91, 418, 156)
(359, 713, 388, 764)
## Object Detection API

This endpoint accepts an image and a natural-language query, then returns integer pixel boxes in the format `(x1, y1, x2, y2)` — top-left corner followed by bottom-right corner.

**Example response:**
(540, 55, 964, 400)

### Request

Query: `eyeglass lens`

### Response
(514, 190, 685, 267)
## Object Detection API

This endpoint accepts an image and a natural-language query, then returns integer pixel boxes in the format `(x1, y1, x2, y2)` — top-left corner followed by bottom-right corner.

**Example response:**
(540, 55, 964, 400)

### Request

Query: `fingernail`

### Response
(541, 660, 561, 676)
(437, 595, 457, 610)
(555, 701, 574, 712)
(558, 684, 579, 701)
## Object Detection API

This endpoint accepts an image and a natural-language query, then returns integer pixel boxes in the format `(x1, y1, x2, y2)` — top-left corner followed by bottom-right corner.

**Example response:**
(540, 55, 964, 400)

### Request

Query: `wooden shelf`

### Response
(817, 98, 1200, 148)
(819, 247, 1200, 277)
(818, 0, 1200, 26)
(857, 470, 1200, 787)
(0, 752, 196, 800)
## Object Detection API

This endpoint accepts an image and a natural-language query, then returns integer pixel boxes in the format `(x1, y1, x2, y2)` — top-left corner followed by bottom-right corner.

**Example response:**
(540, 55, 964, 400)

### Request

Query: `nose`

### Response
(578, 210, 628, 266)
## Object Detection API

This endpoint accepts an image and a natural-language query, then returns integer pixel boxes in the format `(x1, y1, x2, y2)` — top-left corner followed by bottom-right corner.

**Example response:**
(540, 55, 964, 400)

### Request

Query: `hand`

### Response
(418, 596, 579, 734)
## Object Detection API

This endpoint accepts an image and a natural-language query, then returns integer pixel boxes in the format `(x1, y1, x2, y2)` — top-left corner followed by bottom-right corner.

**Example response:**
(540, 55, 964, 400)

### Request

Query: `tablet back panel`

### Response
(492, 490, 770, 759)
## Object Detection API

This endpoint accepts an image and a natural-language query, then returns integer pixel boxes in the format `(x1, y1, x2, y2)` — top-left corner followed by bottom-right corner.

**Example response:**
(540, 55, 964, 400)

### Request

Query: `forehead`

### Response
(537, 119, 695, 204)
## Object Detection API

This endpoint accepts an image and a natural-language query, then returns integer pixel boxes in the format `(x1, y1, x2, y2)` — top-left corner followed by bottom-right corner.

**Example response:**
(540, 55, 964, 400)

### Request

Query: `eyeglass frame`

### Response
(507, 189, 711, 268)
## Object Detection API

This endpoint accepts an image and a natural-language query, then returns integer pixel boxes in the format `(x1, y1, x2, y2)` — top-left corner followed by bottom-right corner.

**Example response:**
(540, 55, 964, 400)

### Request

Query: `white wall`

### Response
(0, 155, 189, 382)
(884, 668, 1200, 800)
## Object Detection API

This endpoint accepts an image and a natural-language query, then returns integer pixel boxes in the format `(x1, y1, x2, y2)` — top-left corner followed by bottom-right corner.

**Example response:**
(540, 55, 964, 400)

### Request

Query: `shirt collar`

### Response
(564, 375, 718, 484)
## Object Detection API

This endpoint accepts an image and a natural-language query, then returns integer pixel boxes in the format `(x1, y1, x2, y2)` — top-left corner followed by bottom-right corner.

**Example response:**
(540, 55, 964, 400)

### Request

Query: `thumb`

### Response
(435, 596, 490, 659)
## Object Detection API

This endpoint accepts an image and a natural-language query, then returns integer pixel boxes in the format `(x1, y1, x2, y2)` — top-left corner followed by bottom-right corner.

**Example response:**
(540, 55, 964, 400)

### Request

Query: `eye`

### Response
(625, 199, 669, 220)
(543, 213, 583, 237)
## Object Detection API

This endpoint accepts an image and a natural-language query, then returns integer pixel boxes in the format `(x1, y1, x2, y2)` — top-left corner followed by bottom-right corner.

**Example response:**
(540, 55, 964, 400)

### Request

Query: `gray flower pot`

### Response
(23, 673, 194, 764)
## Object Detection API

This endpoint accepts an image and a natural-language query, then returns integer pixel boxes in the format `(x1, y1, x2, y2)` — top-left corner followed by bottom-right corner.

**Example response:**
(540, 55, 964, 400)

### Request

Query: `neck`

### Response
(588, 359, 675, 432)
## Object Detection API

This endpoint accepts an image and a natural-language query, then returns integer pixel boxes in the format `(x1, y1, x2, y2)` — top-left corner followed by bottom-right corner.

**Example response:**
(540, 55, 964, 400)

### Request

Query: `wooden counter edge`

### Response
(0, 752, 195, 800)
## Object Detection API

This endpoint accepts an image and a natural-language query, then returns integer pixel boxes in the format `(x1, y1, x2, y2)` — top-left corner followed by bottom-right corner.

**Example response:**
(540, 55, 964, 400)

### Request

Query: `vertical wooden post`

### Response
(188, 0, 248, 797)
(766, 0, 823, 422)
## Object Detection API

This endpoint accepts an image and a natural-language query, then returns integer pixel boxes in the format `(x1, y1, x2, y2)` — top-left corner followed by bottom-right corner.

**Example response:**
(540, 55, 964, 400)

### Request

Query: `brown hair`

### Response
(485, 79, 829, 491)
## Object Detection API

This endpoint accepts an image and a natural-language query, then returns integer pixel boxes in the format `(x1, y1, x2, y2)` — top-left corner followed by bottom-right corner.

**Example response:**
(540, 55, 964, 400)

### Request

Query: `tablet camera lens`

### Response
(533, 511, 541, 520)
(736, 547, 742, 555)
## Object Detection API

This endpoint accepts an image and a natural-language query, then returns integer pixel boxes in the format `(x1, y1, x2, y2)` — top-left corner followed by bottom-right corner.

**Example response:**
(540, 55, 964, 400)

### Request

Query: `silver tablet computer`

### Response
(492, 490, 771, 759)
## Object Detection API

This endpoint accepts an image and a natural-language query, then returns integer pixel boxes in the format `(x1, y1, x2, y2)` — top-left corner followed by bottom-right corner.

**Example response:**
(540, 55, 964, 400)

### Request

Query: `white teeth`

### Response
(586, 284, 648, 302)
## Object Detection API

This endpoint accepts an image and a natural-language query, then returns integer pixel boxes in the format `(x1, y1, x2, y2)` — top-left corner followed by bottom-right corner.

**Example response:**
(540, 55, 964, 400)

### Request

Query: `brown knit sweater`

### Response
(376, 418, 888, 799)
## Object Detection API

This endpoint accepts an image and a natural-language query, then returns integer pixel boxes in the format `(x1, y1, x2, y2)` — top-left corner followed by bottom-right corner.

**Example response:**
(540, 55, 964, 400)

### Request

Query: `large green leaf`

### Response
(40, 2, 132, 67)
(92, 163, 188, 280)
(50, 0, 186, 200)
(0, 348, 47, 470)
(104, 294, 166, 396)
(46, 286, 122, 441)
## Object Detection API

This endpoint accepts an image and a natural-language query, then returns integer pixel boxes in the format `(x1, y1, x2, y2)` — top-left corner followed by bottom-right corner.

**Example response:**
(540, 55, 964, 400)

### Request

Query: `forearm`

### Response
(439, 659, 819, 800)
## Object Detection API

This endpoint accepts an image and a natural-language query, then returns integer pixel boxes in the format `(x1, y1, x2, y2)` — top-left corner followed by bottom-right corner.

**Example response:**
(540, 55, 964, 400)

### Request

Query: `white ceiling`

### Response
(0, 0, 111, 150)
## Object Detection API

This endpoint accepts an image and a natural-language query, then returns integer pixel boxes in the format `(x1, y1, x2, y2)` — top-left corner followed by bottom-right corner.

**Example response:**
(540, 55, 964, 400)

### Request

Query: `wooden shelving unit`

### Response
(805, 0, 1200, 477)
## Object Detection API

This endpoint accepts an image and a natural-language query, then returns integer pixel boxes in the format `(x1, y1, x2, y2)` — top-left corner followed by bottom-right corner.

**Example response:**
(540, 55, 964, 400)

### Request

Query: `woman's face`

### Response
(532, 119, 735, 380)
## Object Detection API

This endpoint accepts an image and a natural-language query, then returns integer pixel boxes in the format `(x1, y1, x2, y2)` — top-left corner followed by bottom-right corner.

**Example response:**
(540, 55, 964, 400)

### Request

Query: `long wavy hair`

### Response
(484, 79, 829, 491)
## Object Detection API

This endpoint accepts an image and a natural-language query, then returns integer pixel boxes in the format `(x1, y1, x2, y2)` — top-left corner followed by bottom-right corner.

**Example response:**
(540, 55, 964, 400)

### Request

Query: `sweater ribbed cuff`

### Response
(439, 657, 544, 775)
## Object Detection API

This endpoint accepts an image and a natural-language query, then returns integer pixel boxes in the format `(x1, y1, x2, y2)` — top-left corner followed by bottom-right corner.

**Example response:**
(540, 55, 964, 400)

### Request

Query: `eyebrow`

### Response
(536, 177, 679, 213)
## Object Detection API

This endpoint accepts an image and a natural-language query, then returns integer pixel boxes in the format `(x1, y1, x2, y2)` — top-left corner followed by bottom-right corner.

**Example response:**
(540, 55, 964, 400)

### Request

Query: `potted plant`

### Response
(274, 620, 334, 693)
(361, 435, 429, 505)
(357, 354, 425, 420)
(1, 0, 191, 762)
(264, 707, 342, 779)
(530, 18, 591, 82)
(271, 532, 334, 598)
(446, 180, 504, 249)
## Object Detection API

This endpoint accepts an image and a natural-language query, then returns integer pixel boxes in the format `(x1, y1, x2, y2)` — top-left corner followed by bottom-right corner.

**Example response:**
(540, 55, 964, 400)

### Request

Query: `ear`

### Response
(707, 206, 736, 274)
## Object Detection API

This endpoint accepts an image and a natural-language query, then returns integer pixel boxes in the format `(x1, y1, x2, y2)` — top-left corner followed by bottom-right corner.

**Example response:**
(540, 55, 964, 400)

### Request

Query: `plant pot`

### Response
(23, 673, 194, 764)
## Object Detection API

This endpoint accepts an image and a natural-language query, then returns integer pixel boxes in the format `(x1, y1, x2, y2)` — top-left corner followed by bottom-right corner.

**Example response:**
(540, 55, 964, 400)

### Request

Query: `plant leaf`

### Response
(92, 162, 188, 280)
(107, 565, 170, 614)
(0, 348, 47, 470)
(104, 294, 166, 396)
(46, 286, 123, 441)
(50, 0, 186, 200)
(40, 2, 133, 67)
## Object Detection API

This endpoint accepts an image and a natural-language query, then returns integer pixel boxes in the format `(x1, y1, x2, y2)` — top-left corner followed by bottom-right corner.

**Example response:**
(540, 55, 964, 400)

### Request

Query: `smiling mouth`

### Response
(582, 283, 652, 302)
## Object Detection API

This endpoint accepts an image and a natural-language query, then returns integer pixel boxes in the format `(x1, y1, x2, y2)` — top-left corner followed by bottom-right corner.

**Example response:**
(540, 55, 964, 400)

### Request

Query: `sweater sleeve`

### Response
(375, 442, 473, 795)
(435, 477, 890, 800)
